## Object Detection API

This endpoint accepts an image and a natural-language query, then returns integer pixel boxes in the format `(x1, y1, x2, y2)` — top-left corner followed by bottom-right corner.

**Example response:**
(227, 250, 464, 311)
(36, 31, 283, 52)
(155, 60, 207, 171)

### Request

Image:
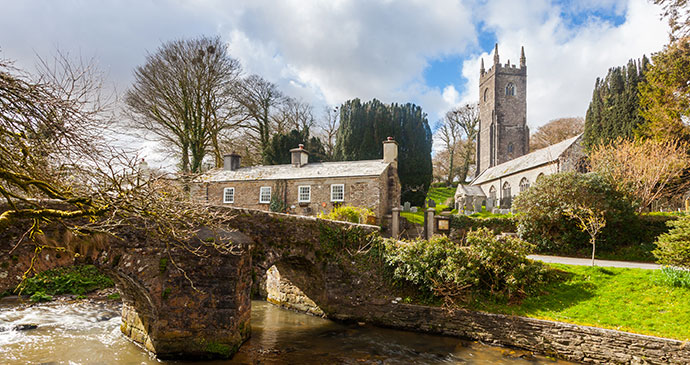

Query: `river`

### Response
(0, 298, 573, 364)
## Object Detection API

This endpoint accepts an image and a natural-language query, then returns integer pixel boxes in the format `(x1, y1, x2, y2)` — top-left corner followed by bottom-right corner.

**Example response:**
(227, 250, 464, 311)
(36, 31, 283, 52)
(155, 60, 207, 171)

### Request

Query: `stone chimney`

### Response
(223, 152, 241, 171)
(290, 144, 309, 168)
(383, 137, 398, 168)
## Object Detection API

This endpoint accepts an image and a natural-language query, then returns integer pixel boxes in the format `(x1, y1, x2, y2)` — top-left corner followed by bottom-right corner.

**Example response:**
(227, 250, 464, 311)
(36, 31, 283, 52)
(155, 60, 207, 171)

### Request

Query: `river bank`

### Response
(0, 297, 572, 364)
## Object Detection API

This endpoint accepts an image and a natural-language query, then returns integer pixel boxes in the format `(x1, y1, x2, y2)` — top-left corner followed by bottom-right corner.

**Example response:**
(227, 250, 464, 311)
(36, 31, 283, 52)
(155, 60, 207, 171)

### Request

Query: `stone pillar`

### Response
(425, 208, 435, 240)
(391, 207, 401, 239)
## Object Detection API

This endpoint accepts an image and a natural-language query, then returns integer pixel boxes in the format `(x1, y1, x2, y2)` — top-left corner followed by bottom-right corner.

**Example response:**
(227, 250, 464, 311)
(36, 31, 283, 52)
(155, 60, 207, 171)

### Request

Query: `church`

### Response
(455, 44, 585, 212)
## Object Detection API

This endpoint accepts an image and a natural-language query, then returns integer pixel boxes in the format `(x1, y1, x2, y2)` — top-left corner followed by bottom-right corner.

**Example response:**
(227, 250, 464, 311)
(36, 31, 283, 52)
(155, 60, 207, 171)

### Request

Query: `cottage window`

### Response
(298, 185, 311, 203)
(259, 186, 271, 204)
(223, 187, 235, 203)
(505, 82, 515, 96)
(519, 178, 530, 192)
(331, 184, 344, 202)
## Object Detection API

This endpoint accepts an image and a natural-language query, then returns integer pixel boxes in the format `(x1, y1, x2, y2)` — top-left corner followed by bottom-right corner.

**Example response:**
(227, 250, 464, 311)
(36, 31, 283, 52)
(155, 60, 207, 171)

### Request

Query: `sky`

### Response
(0, 0, 671, 163)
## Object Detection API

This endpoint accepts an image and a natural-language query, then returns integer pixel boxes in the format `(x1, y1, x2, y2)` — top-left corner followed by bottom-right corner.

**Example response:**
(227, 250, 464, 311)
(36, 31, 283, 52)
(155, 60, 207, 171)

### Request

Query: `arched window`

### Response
(519, 177, 530, 192)
(536, 173, 545, 181)
(489, 185, 497, 201)
(501, 182, 512, 208)
(505, 82, 515, 96)
(507, 143, 514, 154)
(483, 88, 489, 102)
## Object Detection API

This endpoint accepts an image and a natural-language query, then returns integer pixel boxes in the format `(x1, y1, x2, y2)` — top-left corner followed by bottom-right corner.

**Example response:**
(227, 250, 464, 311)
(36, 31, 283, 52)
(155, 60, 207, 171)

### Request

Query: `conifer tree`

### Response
(583, 57, 649, 149)
(263, 128, 326, 165)
(333, 98, 433, 206)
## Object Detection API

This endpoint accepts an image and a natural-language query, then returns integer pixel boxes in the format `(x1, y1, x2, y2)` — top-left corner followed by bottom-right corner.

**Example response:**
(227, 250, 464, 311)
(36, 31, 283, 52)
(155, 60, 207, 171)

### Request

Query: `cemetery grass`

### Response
(400, 187, 456, 224)
(469, 264, 690, 341)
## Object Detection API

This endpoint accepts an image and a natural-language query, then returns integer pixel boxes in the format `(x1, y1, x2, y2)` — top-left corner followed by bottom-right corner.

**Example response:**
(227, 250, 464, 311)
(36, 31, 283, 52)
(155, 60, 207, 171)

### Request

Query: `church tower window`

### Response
(505, 82, 515, 96)
(508, 143, 514, 153)
(483, 88, 489, 102)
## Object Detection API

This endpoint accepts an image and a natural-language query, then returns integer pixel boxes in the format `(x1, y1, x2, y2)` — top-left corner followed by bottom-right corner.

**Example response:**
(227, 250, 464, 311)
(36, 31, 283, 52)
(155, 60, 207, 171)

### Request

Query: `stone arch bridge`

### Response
(0, 206, 398, 359)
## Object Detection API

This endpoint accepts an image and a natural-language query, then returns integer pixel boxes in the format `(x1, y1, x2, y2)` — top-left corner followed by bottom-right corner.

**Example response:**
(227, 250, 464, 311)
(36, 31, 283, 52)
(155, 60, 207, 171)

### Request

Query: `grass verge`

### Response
(470, 264, 690, 341)
(17, 265, 115, 301)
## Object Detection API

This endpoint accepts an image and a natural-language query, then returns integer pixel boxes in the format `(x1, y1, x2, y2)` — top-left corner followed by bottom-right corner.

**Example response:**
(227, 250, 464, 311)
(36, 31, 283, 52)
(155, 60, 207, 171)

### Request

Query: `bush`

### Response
(513, 172, 638, 254)
(319, 205, 375, 224)
(382, 228, 550, 303)
(18, 265, 114, 297)
(449, 215, 517, 239)
(653, 215, 690, 268)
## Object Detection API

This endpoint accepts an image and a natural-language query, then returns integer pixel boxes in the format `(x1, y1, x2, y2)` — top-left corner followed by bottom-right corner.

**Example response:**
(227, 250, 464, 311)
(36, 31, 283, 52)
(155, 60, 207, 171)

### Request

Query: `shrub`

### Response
(29, 291, 53, 303)
(449, 215, 517, 240)
(319, 205, 374, 224)
(18, 265, 114, 296)
(513, 172, 638, 253)
(382, 228, 550, 303)
(653, 215, 690, 268)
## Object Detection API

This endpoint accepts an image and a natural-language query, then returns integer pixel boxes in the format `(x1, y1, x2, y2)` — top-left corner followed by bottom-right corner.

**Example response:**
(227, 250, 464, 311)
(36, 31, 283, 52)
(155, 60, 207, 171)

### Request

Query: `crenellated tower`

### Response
(475, 44, 529, 177)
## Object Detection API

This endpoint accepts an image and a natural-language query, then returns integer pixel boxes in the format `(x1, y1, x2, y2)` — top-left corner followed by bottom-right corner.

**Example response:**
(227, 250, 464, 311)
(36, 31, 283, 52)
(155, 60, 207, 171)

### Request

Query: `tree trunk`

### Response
(591, 237, 596, 266)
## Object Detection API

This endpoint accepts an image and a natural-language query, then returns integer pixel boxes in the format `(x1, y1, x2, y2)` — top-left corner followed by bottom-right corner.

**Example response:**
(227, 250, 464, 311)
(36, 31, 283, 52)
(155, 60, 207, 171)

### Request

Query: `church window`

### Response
(483, 88, 489, 102)
(536, 173, 545, 181)
(501, 182, 512, 208)
(508, 143, 514, 153)
(489, 186, 497, 201)
(519, 178, 530, 192)
(505, 82, 515, 96)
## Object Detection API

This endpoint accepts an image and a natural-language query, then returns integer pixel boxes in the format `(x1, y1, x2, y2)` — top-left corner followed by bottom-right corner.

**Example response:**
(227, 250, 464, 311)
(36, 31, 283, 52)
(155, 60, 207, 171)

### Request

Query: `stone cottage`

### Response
(192, 138, 401, 223)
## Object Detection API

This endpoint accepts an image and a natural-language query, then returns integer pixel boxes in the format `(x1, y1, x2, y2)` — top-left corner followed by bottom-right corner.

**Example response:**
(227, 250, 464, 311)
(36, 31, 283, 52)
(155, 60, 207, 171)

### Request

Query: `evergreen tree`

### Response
(263, 128, 326, 165)
(583, 57, 649, 149)
(333, 98, 433, 206)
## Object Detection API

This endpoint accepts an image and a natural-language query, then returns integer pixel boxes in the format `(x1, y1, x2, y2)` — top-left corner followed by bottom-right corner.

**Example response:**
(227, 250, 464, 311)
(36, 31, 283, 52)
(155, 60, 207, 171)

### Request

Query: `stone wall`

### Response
(265, 265, 324, 317)
(327, 303, 690, 364)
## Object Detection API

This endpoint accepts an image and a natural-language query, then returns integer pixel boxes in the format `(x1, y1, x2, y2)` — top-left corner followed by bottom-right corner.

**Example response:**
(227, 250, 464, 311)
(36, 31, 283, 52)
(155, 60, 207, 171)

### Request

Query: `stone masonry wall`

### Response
(194, 170, 394, 222)
(265, 265, 325, 317)
(327, 303, 690, 364)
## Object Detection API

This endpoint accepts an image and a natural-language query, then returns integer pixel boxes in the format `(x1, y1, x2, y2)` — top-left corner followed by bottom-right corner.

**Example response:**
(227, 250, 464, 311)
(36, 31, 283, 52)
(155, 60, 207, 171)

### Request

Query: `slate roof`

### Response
(472, 134, 582, 185)
(197, 159, 390, 182)
(455, 184, 486, 198)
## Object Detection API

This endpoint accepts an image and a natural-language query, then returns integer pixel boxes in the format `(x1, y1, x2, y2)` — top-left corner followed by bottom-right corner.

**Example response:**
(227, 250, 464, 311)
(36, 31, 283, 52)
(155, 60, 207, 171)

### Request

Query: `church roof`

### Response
(472, 134, 582, 185)
(455, 184, 486, 198)
(196, 159, 391, 182)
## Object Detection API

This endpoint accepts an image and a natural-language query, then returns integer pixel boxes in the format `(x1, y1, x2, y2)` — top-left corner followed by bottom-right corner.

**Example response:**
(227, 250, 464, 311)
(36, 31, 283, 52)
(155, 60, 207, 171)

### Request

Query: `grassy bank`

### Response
(471, 264, 690, 341)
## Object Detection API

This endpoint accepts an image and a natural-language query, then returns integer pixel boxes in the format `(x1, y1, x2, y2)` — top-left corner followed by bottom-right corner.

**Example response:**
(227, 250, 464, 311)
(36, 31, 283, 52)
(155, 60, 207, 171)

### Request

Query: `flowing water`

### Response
(0, 298, 572, 364)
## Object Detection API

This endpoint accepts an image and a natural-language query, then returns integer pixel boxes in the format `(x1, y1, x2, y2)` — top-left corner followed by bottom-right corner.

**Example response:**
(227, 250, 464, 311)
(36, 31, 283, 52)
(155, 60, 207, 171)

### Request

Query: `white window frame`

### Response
(223, 187, 235, 204)
(259, 186, 271, 204)
(298, 185, 311, 203)
(330, 184, 345, 202)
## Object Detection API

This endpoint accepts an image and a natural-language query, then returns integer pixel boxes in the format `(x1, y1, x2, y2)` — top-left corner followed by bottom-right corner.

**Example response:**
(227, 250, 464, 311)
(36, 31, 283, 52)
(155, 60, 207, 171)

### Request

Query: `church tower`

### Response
(475, 44, 529, 177)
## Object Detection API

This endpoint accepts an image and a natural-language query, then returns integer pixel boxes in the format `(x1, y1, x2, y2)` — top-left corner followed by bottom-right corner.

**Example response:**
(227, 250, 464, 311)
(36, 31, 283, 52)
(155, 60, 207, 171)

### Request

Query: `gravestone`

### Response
(410, 207, 418, 213)
(403, 202, 411, 212)
(474, 200, 482, 212)
(486, 198, 495, 211)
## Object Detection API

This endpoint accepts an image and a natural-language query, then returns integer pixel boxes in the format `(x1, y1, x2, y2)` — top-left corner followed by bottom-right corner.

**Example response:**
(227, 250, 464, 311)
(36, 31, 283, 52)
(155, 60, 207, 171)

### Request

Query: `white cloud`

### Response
(459, 0, 669, 129)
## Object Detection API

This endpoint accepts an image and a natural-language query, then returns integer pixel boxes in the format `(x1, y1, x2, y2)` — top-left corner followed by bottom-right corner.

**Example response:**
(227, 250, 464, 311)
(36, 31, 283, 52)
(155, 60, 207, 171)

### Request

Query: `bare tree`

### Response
(530, 117, 584, 151)
(124, 36, 242, 174)
(445, 103, 479, 183)
(273, 97, 315, 134)
(316, 106, 340, 160)
(565, 206, 607, 266)
(436, 114, 461, 185)
(1, 57, 237, 281)
(234, 74, 284, 156)
(589, 138, 690, 211)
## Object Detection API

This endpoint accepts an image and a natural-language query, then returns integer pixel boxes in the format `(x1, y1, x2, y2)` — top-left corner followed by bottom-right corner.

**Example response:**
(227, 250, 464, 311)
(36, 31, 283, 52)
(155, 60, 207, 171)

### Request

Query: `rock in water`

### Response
(13, 323, 38, 331)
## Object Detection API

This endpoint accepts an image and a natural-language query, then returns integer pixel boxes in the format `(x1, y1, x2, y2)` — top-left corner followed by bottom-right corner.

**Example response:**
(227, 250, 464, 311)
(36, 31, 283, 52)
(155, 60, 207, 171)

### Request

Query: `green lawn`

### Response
(471, 264, 690, 341)
(400, 187, 456, 224)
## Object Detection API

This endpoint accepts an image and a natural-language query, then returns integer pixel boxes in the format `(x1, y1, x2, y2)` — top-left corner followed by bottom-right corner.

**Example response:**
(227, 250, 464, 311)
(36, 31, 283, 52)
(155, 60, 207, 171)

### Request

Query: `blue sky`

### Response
(0, 0, 670, 164)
